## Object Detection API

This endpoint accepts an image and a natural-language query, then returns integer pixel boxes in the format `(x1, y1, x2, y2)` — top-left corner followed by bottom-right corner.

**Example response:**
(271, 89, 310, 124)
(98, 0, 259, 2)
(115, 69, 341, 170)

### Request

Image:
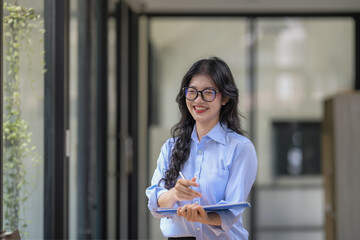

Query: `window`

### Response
(2, 0, 44, 238)
(273, 121, 321, 176)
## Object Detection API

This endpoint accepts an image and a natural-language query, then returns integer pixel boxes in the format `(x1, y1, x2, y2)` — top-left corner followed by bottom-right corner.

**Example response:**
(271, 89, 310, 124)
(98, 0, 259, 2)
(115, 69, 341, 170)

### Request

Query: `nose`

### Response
(194, 93, 205, 103)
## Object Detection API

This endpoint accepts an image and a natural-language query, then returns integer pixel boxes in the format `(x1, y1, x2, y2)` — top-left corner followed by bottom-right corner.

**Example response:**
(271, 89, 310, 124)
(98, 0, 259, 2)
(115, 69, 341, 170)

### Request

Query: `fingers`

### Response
(188, 204, 205, 220)
(186, 205, 198, 220)
(174, 179, 202, 201)
(177, 178, 200, 191)
(177, 204, 208, 223)
(177, 204, 189, 217)
(174, 186, 202, 200)
(177, 204, 193, 218)
(181, 178, 199, 188)
(196, 205, 207, 219)
(190, 177, 198, 185)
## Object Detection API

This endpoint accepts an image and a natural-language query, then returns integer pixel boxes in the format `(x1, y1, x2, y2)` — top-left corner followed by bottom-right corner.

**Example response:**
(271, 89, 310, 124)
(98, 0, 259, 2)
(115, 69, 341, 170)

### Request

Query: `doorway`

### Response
(146, 16, 355, 239)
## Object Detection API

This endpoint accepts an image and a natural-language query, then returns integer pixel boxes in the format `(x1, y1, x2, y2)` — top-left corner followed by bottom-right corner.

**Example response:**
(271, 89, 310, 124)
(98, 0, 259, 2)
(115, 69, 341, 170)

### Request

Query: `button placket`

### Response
(195, 144, 203, 181)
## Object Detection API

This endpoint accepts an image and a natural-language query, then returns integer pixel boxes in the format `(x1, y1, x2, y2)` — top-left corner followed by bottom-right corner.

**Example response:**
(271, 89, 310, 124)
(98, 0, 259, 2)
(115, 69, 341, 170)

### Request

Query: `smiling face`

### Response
(186, 75, 228, 131)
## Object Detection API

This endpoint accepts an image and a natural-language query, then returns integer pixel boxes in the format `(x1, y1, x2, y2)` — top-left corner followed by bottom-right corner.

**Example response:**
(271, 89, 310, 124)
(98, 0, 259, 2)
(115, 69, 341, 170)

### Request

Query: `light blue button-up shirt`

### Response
(146, 122, 258, 240)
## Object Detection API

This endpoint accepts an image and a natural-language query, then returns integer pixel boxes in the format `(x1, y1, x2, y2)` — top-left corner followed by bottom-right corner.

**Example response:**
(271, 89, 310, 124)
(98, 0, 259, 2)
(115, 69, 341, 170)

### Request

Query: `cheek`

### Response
(186, 100, 192, 111)
(213, 100, 224, 111)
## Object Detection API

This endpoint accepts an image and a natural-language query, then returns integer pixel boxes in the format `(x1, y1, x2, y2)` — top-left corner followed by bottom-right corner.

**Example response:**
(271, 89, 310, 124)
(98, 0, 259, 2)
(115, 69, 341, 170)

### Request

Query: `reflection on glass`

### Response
(2, 0, 44, 238)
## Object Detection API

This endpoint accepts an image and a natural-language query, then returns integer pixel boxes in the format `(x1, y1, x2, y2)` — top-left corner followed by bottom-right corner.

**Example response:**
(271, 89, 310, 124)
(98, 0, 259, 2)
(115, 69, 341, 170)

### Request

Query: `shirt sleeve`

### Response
(145, 139, 174, 219)
(208, 141, 258, 235)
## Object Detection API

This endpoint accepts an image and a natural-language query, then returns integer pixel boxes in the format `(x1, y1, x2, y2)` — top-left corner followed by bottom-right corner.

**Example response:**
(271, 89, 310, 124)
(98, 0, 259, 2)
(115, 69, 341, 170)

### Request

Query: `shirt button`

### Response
(197, 227, 200, 231)
(198, 150, 202, 154)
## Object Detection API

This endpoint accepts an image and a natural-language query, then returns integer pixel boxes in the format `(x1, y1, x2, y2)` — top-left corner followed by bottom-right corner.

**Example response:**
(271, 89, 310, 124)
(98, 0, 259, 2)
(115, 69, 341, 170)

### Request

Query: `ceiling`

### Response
(125, 0, 360, 14)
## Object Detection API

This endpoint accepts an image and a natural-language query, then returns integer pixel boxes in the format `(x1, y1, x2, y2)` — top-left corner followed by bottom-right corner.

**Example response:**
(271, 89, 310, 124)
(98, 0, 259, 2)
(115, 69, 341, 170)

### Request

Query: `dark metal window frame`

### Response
(115, 2, 140, 239)
(95, 0, 108, 238)
(44, 0, 70, 239)
(77, 0, 108, 239)
(77, 0, 96, 238)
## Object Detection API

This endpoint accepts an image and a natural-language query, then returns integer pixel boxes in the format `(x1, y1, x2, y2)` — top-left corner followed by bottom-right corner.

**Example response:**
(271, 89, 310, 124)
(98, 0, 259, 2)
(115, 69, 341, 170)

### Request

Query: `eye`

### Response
(203, 90, 215, 95)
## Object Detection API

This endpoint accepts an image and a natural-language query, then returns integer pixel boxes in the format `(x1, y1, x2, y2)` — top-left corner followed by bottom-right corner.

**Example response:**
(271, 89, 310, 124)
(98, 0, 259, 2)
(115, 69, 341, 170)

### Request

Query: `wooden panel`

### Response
(322, 98, 336, 240)
(322, 92, 360, 240)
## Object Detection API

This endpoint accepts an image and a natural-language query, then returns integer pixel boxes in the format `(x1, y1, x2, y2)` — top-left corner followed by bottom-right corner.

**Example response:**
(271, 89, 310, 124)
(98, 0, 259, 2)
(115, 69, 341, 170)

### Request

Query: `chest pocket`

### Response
(199, 167, 230, 203)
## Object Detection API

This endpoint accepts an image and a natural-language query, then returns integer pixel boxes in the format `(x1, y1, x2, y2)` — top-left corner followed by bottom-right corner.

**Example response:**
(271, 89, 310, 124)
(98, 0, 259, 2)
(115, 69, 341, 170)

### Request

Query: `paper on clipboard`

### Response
(155, 201, 251, 214)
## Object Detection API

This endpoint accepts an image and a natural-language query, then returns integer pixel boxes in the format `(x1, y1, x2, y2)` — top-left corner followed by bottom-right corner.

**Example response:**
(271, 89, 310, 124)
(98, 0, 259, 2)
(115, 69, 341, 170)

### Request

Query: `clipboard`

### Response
(155, 201, 251, 214)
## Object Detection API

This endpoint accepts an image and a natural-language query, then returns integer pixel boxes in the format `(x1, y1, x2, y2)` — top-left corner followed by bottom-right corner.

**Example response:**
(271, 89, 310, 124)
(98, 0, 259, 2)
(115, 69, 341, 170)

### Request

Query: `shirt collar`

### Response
(191, 122, 227, 145)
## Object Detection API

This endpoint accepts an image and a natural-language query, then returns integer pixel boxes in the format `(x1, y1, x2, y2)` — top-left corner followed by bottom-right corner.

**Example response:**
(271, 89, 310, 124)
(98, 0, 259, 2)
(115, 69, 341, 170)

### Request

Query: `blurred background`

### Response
(1, 0, 359, 239)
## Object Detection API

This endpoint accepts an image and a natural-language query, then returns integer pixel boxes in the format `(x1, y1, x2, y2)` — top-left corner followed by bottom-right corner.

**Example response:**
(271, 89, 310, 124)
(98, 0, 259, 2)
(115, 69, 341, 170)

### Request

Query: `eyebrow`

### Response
(188, 86, 216, 89)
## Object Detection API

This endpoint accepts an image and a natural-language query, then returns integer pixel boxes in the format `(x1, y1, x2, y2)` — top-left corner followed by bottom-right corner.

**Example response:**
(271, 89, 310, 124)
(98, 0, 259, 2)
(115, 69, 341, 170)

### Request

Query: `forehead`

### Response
(188, 75, 216, 88)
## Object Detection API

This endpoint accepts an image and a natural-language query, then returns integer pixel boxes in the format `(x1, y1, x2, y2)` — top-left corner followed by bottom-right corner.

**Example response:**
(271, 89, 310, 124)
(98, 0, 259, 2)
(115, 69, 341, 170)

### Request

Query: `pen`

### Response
(179, 171, 190, 188)
(179, 171, 186, 180)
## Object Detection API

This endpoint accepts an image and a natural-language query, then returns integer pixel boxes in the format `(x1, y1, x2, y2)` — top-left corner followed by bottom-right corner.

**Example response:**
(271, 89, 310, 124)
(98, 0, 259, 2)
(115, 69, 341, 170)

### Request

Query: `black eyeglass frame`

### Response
(183, 87, 220, 102)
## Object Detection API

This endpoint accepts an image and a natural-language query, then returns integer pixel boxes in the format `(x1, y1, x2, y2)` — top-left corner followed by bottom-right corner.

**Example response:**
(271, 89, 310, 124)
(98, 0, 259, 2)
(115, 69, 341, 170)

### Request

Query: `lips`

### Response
(194, 106, 208, 113)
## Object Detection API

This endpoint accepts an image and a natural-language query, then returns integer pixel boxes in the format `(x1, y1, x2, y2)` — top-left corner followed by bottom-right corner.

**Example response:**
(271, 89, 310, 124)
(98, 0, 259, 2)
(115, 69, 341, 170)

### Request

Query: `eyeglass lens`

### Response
(184, 87, 217, 102)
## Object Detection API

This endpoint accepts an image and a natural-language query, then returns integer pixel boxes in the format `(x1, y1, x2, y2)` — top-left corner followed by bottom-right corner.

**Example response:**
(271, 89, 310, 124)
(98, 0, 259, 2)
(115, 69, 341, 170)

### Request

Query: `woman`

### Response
(146, 57, 257, 240)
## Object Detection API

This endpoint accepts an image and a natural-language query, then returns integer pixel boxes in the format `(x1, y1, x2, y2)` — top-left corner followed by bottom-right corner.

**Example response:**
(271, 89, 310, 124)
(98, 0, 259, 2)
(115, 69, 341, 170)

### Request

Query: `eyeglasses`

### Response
(183, 87, 219, 102)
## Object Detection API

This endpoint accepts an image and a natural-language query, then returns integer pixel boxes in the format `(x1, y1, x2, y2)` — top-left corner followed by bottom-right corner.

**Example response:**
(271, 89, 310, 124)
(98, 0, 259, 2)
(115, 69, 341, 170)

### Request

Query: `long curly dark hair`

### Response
(160, 57, 246, 189)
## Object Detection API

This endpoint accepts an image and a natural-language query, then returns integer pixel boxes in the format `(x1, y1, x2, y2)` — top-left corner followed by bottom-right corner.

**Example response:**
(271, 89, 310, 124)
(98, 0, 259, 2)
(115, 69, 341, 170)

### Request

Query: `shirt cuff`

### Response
(146, 186, 172, 218)
(207, 210, 234, 235)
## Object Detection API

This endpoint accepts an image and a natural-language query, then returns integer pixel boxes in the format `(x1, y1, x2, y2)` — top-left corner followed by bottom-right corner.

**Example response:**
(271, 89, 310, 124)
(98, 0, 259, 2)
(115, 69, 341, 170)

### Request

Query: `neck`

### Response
(196, 121, 219, 141)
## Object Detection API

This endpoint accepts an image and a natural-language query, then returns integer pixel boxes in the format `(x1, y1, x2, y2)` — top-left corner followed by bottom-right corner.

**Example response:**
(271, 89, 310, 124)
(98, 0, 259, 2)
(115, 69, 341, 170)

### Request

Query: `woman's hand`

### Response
(157, 177, 202, 208)
(171, 177, 202, 201)
(177, 204, 221, 226)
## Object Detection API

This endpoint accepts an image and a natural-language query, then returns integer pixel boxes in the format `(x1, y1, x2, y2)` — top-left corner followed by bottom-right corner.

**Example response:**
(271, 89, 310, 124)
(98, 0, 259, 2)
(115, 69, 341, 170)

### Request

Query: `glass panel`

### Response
(255, 18, 354, 239)
(148, 17, 248, 239)
(106, 13, 117, 240)
(2, 0, 44, 238)
(69, 0, 78, 239)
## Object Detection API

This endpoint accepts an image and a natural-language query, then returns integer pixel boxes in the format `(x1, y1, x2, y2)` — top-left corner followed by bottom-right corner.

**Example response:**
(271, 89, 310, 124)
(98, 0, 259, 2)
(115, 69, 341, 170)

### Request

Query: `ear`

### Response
(222, 97, 229, 105)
